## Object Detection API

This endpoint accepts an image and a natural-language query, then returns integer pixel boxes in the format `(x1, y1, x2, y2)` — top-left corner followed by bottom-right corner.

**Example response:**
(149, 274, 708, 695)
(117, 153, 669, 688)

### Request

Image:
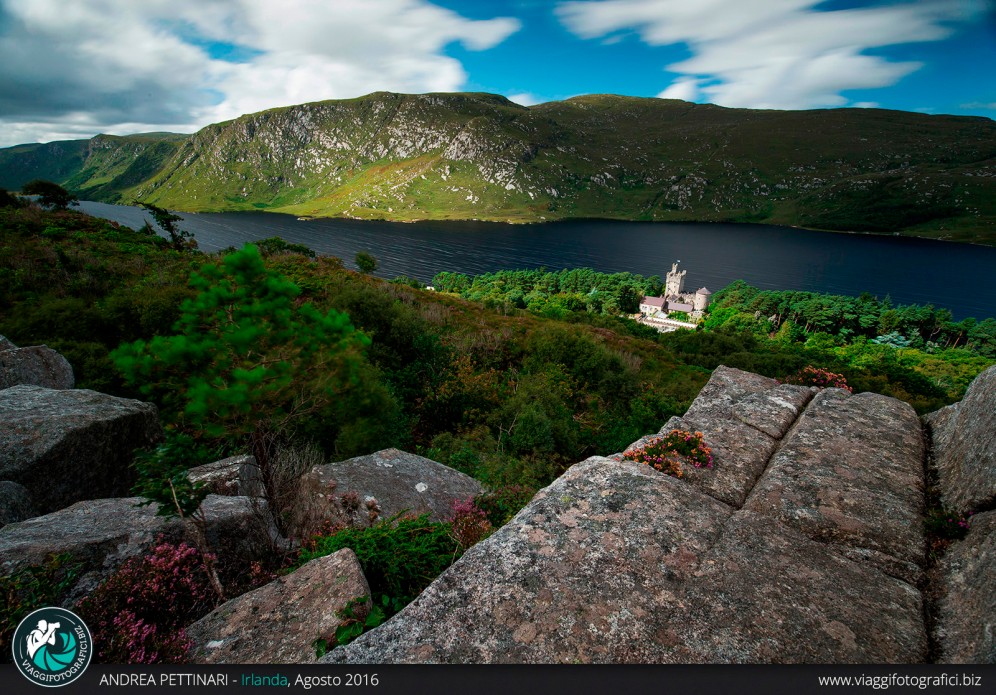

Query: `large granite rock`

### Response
(650, 366, 816, 507)
(187, 455, 264, 497)
(0, 480, 38, 527)
(744, 389, 926, 584)
(923, 365, 996, 515)
(324, 454, 925, 664)
(663, 510, 925, 663)
(0, 385, 162, 512)
(325, 456, 730, 664)
(934, 510, 996, 664)
(314, 448, 483, 522)
(0, 338, 74, 390)
(0, 495, 281, 601)
(187, 549, 370, 664)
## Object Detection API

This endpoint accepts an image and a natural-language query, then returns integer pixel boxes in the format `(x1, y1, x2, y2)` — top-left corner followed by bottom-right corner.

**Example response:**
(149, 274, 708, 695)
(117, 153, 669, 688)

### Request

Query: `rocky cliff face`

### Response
(325, 365, 994, 664)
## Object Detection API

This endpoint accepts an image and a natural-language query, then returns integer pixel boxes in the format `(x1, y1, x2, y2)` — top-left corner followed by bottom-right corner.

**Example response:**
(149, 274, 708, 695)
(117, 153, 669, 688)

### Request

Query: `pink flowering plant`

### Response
(782, 365, 852, 392)
(450, 497, 494, 549)
(76, 539, 218, 664)
(622, 429, 713, 478)
(926, 508, 974, 541)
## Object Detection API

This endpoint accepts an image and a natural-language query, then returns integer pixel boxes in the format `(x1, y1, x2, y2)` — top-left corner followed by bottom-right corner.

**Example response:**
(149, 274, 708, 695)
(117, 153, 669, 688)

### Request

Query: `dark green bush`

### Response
(298, 514, 459, 601)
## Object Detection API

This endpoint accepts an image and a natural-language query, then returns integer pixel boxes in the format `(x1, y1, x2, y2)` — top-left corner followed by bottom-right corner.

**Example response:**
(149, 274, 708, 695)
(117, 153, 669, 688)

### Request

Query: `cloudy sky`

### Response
(1, 0, 992, 147)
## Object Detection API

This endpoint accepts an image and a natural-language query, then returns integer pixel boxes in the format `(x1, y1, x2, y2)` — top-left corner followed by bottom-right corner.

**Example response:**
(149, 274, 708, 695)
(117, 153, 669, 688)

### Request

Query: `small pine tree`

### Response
(355, 251, 378, 274)
(137, 201, 197, 251)
(112, 244, 370, 464)
(21, 180, 78, 210)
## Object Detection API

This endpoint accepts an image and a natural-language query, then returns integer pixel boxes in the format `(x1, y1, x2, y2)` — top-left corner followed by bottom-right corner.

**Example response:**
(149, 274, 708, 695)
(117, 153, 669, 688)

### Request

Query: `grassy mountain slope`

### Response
(0, 133, 186, 201)
(2, 93, 994, 243)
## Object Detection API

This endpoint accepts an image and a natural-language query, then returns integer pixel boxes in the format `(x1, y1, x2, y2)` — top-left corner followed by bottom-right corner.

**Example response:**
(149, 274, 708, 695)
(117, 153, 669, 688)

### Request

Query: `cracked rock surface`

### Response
(324, 365, 994, 664)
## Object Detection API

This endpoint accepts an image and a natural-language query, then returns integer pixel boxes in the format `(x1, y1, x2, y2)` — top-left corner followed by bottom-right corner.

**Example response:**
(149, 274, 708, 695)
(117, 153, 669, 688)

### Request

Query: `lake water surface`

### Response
(78, 201, 996, 320)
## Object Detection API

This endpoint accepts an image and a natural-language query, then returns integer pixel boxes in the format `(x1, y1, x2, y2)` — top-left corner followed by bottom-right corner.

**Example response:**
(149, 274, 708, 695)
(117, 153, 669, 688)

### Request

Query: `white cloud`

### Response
(0, 0, 520, 146)
(960, 101, 996, 110)
(852, 101, 881, 109)
(657, 77, 700, 102)
(557, 0, 984, 110)
(507, 92, 540, 106)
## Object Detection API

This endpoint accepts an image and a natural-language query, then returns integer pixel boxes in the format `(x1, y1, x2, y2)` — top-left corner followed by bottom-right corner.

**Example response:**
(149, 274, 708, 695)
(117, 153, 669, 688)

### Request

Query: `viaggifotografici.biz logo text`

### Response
(12, 607, 92, 687)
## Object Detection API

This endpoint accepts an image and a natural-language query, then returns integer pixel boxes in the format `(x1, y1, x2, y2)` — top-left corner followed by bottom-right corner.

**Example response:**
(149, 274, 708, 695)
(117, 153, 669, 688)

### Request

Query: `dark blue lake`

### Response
(78, 201, 996, 320)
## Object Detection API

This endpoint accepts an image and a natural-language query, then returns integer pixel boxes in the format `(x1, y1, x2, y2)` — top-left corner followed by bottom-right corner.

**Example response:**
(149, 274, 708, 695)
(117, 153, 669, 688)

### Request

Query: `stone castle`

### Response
(639, 261, 712, 320)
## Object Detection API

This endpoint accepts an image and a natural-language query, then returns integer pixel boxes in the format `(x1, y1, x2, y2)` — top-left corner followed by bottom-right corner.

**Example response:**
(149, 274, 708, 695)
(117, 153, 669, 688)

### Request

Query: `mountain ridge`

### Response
(2, 92, 994, 244)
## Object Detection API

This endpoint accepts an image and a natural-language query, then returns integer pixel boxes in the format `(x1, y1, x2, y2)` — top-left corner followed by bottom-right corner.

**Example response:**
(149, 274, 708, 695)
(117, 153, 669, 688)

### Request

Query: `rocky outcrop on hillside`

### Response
(0, 495, 282, 600)
(0, 335, 74, 390)
(923, 365, 996, 516)
(0, 385, 161, 513)
(326, 365, 995, 664)
(314, 448, 483, 523)
(187, 548, 369, 664)
(933, 510, 996, 663)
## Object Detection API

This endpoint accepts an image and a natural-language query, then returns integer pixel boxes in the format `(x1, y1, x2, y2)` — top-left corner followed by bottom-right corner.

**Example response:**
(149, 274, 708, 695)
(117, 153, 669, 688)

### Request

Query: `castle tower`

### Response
(665, 262, 686, 297)
(693, 287, 712, 312)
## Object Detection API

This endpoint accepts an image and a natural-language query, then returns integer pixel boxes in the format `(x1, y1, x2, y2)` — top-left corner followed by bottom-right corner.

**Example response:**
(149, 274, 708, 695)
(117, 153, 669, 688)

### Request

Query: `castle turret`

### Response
(693, 287, 712, 312)
(665, 262, 686, 297)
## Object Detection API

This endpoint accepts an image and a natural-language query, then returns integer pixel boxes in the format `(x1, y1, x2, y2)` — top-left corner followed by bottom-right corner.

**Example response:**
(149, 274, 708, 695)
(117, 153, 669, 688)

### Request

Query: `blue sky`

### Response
(0, 0, 992, 147)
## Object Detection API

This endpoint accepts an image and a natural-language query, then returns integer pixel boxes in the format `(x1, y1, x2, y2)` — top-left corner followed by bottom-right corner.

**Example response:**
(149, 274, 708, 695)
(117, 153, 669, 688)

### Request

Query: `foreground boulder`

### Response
(325, 456, 926, 664)
(314, 448, 483, 522)
(923, 364, 996, 515)
(653, 366, 816, 507)
(0, 495, 282, 601)
(187, 455, 264, 497)
(0, 481, 38, 527)
(0, 385, 161, 513)
(187, 548, 369, 664)
(743, 389, 926, 584)
(934, 510, 996, 664)
(326, 365, 932, 664)
(0, 336, 74, 390)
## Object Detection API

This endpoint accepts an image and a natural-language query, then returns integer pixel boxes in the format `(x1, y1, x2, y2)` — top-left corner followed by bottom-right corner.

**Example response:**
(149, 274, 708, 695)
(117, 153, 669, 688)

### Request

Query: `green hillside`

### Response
(0, 132, 187, 201)
(2, 92, 994, 243)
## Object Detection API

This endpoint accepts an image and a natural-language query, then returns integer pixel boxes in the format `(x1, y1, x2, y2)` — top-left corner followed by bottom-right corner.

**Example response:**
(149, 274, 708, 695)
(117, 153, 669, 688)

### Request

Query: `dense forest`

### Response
(431, 266, 995, 413)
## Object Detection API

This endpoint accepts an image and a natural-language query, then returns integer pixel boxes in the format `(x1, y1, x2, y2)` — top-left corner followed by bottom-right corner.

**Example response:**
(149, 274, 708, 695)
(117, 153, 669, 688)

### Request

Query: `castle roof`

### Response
(696, 287, 712, 295)
(641, 296, 666, 308)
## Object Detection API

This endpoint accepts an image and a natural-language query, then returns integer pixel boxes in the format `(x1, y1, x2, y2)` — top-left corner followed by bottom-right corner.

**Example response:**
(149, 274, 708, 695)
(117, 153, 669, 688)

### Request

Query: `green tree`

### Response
(112, 244, 370, 464)
(137, 201, 197, 251)
(0, 188, 22, 208)
(21, 180, 78, 210)
(355, 251, 378, 274)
